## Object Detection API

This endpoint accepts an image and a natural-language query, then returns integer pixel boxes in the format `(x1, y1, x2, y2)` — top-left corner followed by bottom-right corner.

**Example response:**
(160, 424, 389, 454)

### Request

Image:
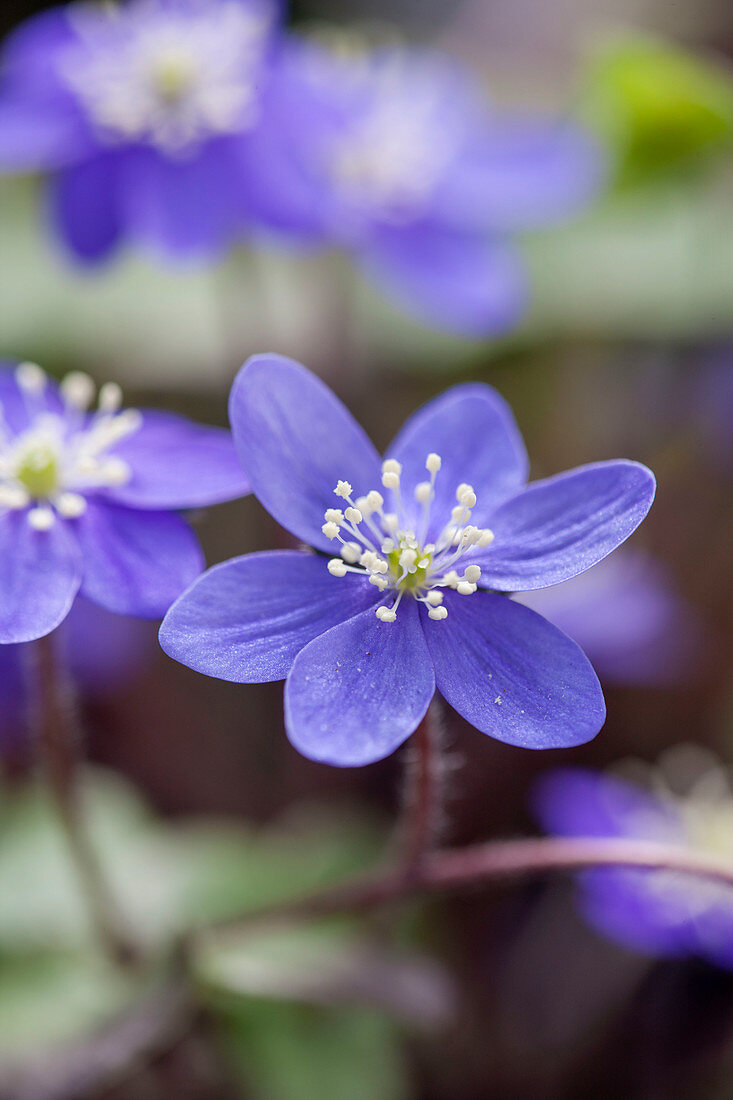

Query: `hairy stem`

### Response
(203, 835, 733, 935)
(398, 700, 445, 872)
(31, 632, 141, 970)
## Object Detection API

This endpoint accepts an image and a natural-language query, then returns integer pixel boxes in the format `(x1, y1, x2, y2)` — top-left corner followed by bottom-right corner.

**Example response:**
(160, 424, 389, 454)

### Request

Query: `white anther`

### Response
(365, 490, 384, 511)
(414, 481, 432, 504)
(102, 458, 131, 485)
(369, 575, 389, 590)
(324, 508, 344, 525)
(450, 505, 464, 523)
(477, 528, 494, 548)
(382, 459, 402, 476)
(27, 506, 55, 531)
(344, 507, 363, 524)
(382, 472, 400, 490)
(15, 362, 46, 394)
(428, 605, 448, 620)
(61, 371, 95, 410)
(443, 570, 461, 587)
(426, 453, 441, 473)
(322, 521, 340, 539)
(457, 581, 477, 595)
(457, 485, 476, 508)
(425, 590, 443, 606)
(463, 564, 482, 584)
(417, 557, 430, 569)
(334, 480, 352, 498)
(0, 484, 30, 509)
(55, 491, 87, 518)
(376, 605, 397, 622)
(98, 381, 123, 413)
(327, 558, 347, 577)
(341, 542, 361, 564)
(383, 513, 399, 531)
(355, 496, 369, 513)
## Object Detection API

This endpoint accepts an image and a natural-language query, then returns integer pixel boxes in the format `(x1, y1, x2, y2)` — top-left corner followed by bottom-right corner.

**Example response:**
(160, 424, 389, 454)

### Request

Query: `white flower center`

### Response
(60, 0, 270, 152)
(328, 54, 460, 222)
(0, 363, 141, 530)
(322, 453, 494, 622)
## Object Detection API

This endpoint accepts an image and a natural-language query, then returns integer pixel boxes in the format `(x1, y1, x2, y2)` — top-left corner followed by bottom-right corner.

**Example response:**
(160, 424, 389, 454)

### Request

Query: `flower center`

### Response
(60, 1, 270, 152)
(322, 453, 494, 622)
(0, 363, 141, 531)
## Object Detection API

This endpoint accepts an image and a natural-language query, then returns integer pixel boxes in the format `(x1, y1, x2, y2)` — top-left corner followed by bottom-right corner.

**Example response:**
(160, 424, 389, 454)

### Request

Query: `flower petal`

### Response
(0, 99, 90, 171)
(385, 382, 528, 537)
(285, 598, 434, 766)
(357, 224, 527, 336)
(108, 410, 249, 510)
(160, 550, 379, 683)
(229, 355, 382, 552)
(50, 154, 124, 264)
(474, 461, 656, 591)
(531, 768, 682, 841)
(0, 510, 81, 643)
(424, 591, 605, 749)
(75, 500, 203, 618)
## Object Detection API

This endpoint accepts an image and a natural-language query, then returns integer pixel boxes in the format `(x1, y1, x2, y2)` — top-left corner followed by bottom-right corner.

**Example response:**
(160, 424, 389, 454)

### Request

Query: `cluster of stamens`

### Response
(0, 363, 141, 530)
(61, 1, 269, 152)
(323, 453, 494, 623)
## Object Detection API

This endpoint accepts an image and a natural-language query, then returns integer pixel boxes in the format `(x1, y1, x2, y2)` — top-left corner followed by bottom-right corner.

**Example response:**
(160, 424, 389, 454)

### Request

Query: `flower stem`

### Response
(398, 700, 445, 873)
(31, 632, 141, 970)
(202, 835, 733, 935)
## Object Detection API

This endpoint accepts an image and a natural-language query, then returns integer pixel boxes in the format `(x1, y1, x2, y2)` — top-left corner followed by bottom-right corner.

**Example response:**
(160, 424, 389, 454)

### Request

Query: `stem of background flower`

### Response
(396, 699, 445, 872)
(30, 632, 141, 970)
(201, 835, 733, 936)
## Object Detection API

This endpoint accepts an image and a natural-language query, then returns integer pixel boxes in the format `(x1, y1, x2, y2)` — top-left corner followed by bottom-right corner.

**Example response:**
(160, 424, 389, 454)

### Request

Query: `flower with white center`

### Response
(248, 37, 603, 335)
(161, 354, 655, 768)
(0, 360, 249, 643)
(535, 746, 733, 970)
(0, 0, 278, 263)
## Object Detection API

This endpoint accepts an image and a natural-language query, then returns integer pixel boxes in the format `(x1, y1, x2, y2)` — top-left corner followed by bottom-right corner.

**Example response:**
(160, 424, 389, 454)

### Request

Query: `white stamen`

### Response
(55, 491, 87, 518)
(324, 508, 344, 525)
(61, 371, 95, 411)
(16, 362, 46, 394)
(414, 481, 432, 504)
(365, 490, 384, 512)
(340, 542, 362, 564)
(344, 506, 362, 524)
(27, 506, 55, 530)
(328, 558, 348, 577)
(98, 381, 123, 413)
(376, 605, 397, 622)
(426, 453, 441, 473)
(322, 521, 340, 539)
(0, 484, 30, 509)
(381, 471, 400, 490)
(428, 605, 448, 620)
(334, 480, 352, 499)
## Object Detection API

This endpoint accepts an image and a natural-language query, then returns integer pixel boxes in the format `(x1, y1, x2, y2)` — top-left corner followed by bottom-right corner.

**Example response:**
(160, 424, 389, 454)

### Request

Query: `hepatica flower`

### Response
(160, 355, 655, 766)
(534, 752, 733, 969)
(254, 39, 603, 334)
(0, 0, 277, 262)
(0, 360, 248, 643)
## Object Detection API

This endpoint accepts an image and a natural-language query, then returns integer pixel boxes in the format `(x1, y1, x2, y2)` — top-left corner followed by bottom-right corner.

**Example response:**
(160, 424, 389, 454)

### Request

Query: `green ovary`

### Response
(387, 545, 432, 592)
(16, 445, 59, 499)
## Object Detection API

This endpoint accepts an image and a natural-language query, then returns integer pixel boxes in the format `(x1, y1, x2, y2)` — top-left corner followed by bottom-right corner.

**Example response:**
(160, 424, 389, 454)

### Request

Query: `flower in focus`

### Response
(0, 360, 249, 642)
(0, 598, 155, 751)
(252, 38, 604, 334)
(0, 0, 278, 262)
(534, 748, 733, 969)
(160, 354, 655, 767)
(516, 550, 702, 686)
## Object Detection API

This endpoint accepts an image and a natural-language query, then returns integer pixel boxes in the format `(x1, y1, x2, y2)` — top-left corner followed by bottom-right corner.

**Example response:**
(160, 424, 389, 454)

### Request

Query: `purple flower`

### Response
(0, 360, 248, 643)
(250, 39, 603, 334)
(159, 354, 655, 767)
(534, 754, 733, 969)
(0, 597, 155, 749)
(516, 551, 702, 686)
(0, 0, 279, 263)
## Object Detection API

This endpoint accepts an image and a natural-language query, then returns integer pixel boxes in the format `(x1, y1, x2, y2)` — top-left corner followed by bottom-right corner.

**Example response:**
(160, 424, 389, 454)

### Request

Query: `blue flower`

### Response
(160, 354, 655, 767)
(533, 752, 733, 969)
(0, 0, 279, 263)
(249, 39, 603, 335)
(0, 360, 249, 642)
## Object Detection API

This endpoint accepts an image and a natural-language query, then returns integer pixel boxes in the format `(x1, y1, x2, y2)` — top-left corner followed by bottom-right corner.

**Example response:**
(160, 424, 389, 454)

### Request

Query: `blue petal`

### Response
(50, 154, 124, 264)
(424, 591, 606, 749)
(160, 550, 379, 682)
(75, 500, 203, 618)
(0, 99, 91, 171)
(357, 224, 527, 336)
(436, 118, 604, 232)
(118, 140, 250, 262)
(473, 461, 656, 591)
(0, 510, 81, 643)
(285, 598, 435, 766)
(385, 382, 528, 538)
(531, 768, 682, 841)
(229, 355, 381, 552)
(108, 410, 249, 509)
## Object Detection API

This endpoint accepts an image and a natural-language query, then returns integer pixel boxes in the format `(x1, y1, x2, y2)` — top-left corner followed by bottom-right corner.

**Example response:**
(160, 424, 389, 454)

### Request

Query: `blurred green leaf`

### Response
(218, 999, 409, 1100)
(584, 36, 733, 185)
